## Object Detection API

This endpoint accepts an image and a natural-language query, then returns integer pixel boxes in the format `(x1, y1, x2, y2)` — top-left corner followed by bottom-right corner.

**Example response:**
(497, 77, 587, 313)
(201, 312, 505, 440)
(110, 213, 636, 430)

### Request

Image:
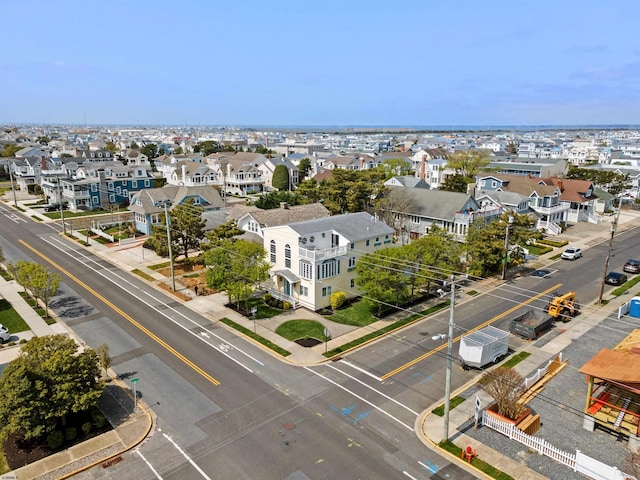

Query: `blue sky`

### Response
(2, 0, 639, 126)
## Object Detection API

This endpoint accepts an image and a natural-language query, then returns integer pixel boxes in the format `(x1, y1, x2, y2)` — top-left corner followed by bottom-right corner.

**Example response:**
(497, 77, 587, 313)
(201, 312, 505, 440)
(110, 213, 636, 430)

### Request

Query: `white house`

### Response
(262, 212, 395, 311)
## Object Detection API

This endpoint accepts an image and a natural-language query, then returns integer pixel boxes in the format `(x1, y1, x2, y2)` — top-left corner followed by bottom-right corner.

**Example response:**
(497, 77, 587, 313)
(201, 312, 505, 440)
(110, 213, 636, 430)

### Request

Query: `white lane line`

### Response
(163, 433, 212, 480)
(338, 360, 382, 382)
(304, 366, 413, 431)
(136, 449, 164, 479)
(325, 363, 419, 416)
(402, 471, 418, 479)
(42, 235, 262, 371)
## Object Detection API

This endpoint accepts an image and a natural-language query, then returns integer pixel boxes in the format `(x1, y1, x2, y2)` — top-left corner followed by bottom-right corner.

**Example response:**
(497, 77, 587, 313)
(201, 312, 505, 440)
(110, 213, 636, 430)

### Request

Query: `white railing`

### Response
(523, 353, 562, 389)
(298, 245, 347, 261)
(538, 219, 562, 235)
(588, 212, 603, 224)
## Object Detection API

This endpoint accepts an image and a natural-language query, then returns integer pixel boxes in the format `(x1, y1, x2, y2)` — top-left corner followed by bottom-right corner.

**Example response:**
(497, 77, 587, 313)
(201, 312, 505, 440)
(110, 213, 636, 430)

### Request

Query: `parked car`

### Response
(605, 272, 628, 286)
(561, 247, 582, 260)
(44, 203, 68, 212)
(0, 324, 10, 343)
(623, 259, 640, 274)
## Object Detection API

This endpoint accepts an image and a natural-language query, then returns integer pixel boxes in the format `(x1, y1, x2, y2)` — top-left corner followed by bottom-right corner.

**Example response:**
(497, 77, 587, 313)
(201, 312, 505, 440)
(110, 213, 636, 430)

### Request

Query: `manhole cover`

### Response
(283, 422, 296, 430)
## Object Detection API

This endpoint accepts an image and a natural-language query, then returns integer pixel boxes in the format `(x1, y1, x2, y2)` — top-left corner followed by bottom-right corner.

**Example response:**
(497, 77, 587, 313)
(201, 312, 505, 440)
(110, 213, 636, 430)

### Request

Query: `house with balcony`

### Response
(218, 153, 266, 195)
(236, 202, 330, 240)
(262, 212, 395, 311)
(378, 187, 502, 243)
(256, 155, 300, 191)
(475, 173, 570, 235)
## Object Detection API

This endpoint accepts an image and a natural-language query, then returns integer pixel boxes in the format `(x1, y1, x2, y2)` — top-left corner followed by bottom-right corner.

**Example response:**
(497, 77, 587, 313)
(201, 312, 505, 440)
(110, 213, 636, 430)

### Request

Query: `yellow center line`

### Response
(379, 283, 563, 381)
(19, 239, 220, 386)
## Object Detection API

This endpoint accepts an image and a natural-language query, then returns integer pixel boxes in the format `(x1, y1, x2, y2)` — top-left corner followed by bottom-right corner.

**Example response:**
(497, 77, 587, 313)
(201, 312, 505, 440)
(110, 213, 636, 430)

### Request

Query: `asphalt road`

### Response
(2, 201, 638, 480)
(0, 204, 455, 479)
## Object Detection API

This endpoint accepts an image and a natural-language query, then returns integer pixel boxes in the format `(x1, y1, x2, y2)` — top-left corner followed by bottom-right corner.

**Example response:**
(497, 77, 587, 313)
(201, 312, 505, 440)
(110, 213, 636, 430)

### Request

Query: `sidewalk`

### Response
(2, 196, 639, 479)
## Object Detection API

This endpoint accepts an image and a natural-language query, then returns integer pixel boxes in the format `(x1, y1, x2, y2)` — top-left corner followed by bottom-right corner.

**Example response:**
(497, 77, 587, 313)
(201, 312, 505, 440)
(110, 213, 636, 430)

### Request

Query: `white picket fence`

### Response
(482, 411, 636, 480)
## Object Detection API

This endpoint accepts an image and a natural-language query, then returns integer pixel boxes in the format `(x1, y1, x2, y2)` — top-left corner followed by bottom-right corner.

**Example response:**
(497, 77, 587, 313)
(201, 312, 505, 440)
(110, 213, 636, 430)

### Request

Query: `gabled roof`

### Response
(477, 172, 558, 197)
(128, 185, 223, 214)
(272, 212, 394, 242)
(242, 203, 330, 229)
(384, 176, 429, 188)
(385, 187, 480, 221)
(539, 177, 598, 203)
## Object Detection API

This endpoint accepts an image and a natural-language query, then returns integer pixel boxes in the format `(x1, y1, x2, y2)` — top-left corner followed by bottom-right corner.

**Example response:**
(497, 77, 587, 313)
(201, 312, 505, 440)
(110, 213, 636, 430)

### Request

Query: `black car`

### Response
(605, 272, 628, 286)
(44, 203, 68, 212)
(623, 259, 640, 274)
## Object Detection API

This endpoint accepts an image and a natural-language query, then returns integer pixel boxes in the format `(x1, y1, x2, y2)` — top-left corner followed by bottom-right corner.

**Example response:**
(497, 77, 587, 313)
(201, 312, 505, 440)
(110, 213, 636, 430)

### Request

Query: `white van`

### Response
(0, 324, 10, 343)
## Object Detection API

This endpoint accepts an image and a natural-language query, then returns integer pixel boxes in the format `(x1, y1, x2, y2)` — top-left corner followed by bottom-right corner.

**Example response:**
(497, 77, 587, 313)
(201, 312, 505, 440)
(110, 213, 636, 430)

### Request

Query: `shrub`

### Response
(92, 411, 106, 429)
(47, 431, 64, 450)
(65, 427, 77, 441)
(283, 301, 291, 310)
(19, 338, 27, 344)
(263, 293, 272, 303)
(82, 422, 92, 436)
(330, 291, 347, 310)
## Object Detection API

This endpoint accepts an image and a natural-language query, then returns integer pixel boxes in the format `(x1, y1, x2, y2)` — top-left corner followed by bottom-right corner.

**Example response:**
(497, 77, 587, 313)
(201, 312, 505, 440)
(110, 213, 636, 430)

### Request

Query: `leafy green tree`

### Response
(375, 187, 416, 243)
(0, 335, 103, 440)
(149, 199, 206, 260)
(505, 142, 517, 154)
(170, 199, 206, 260)
(252, 191, 299, 210)
(204, 239, 270, 309)
(272, 164, 290, 191)
(445, 150, 491, 178)
(294, 179, 320, 203)
(27, 263, 60, 318)
(298, 158, 312, 179)
(60, 153, 73, 158)
(1, 144, 21, 157)
(173, 145, 183, 155)
(193, 140, 221, 156)
(440, 173, 472, 193)
(355, 247, 406, 312)
(36, 136, 51, 145)
(254, 145, 275, 155)
(204, 220, 244, 248)
(104, 141, 118, 154)
(566, 165, 630, 194)
(465, 213, 541, 277)
(382, 158, 411, 178)
(140, 143, 160, 160)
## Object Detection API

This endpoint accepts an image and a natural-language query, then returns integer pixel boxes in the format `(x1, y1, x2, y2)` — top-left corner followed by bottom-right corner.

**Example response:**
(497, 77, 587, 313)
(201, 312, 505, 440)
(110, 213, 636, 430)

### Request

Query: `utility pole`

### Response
(501, 216, 514, 281)
(57, 177, 66, 235)
(6, 160, 17, 207)
(161, 200, 176, 291)
(443, 275, 455, 442)
(598, 199, 622, 304)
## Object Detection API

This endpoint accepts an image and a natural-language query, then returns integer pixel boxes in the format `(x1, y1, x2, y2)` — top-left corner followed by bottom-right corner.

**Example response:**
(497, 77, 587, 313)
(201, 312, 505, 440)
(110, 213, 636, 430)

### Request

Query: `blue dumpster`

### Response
(630, 297, 640, 318)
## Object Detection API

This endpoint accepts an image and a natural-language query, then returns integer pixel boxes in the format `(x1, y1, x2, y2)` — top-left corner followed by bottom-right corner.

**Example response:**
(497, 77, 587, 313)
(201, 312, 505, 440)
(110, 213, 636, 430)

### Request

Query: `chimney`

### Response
(420, 155, 425, 180)
(280, 202, 289, 209)
(41, 156, 47, 171)
(182, 164, 186, 183)
(557, 179, 563, 192)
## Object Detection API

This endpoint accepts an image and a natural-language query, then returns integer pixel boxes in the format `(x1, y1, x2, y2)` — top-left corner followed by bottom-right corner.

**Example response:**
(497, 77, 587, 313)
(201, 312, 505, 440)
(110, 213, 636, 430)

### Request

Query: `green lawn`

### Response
(276, 320, 327, 341)
(0, 298, 30, 333)
(325, 300, 378, 327)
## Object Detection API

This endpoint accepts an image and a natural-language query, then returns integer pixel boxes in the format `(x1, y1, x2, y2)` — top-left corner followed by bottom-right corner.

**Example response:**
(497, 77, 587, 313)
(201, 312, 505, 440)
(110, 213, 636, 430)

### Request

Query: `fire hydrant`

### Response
(461, 446, 477, 463)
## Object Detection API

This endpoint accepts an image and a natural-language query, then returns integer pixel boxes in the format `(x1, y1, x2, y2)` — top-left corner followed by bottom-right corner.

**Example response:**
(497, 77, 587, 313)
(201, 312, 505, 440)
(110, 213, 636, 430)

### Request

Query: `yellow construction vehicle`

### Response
(546, 291, 579, 322)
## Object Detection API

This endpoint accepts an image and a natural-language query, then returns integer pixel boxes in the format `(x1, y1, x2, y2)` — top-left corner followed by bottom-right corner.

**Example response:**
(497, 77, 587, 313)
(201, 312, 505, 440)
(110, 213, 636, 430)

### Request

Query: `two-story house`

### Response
(262, 212, 395, 311)
(236, 202, 330, 240)
(379, 188, 502, 243)
(475, 173, 569, 234)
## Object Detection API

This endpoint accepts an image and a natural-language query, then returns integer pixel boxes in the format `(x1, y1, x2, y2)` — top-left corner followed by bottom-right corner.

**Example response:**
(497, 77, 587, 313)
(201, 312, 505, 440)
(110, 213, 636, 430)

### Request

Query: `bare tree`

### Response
(95, 343, 112, 380)
(375, 188, 416, 245)
(479, 367, 527, 420)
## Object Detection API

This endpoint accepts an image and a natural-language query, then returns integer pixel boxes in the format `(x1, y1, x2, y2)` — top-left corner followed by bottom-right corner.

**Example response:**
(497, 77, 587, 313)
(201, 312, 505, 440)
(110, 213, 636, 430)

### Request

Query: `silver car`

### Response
(561, 247, 582, 260)
(0, 324, 10, 343)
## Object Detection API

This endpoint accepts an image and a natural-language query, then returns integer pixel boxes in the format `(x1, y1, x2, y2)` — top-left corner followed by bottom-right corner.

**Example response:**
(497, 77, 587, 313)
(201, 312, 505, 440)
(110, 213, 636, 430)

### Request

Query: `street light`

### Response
(597, 200, 622, 304)
(501, 215, 514, 281)
(443, 275, 456, 442)
(159, 200, 176, 291)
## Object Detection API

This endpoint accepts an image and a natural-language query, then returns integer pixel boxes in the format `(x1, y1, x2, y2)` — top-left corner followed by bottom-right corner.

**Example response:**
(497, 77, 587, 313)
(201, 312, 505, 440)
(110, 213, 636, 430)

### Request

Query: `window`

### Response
(348, 257, 356, 270)
(91, 183, 97, 192)
(270, 240, 276, 263)
(109, 194, 115, 203)
(366, 239, 370, 247)
(144, 180, 150, 187)
(322, 285, 332, 297)
(300, 285, 308, 297)
(350, 279, 355, 288)
(299, 261, 313, 279)
(317, 259, 340, 280)
(350, 243, 355, 250)
(285, 244, 291, 268)
(132, 180, 138, 188)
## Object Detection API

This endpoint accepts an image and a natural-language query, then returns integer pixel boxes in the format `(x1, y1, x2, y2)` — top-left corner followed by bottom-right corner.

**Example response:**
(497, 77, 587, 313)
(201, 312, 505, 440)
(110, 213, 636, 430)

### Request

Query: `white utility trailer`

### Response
(458, 325, 510, 369)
